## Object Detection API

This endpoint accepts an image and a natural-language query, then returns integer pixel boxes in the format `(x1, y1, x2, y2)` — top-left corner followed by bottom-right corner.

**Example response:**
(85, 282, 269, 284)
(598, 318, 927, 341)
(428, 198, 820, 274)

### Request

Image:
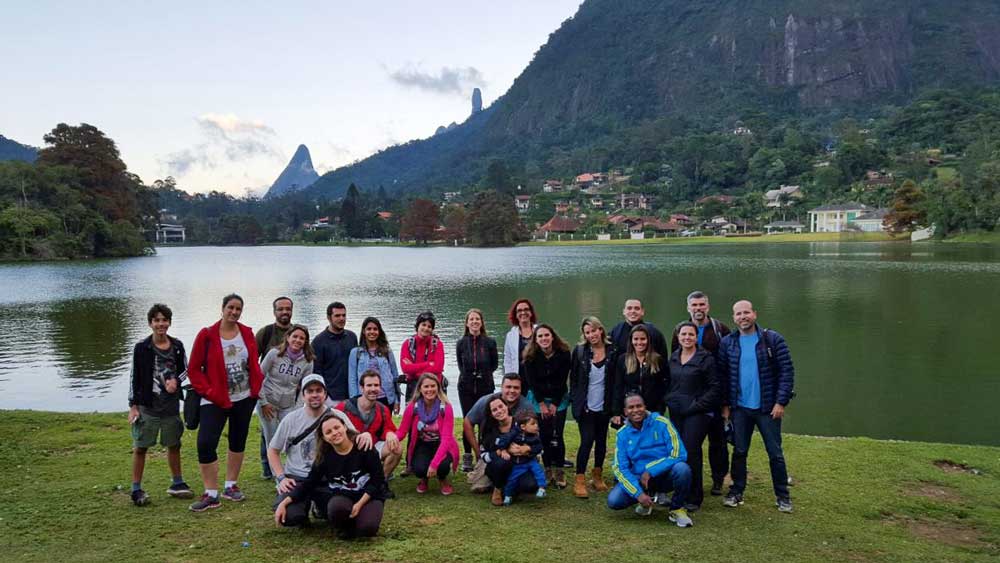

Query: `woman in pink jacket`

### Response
(397, 373, 459, 495)
(399, 311, 445, 401)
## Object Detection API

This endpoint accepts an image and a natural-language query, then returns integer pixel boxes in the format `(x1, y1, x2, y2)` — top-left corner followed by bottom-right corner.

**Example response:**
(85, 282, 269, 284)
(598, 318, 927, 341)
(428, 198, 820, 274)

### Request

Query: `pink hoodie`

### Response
(396, 399, 460, 473)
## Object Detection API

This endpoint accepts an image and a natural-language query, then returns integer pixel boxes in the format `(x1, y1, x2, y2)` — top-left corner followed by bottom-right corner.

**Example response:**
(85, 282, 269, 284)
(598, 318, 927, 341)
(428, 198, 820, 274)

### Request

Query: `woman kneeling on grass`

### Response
(397, 373, 459, 494)
(275, 411, 386, 538)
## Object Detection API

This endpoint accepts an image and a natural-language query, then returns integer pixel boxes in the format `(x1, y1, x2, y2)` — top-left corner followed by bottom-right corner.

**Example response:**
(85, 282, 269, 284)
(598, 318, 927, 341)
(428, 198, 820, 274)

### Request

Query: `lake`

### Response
(1, 242, 997, 446)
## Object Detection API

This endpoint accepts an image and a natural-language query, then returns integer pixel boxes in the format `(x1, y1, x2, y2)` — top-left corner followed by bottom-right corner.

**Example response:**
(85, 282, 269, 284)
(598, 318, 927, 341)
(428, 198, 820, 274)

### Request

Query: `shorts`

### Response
(132, 413, 184, 449)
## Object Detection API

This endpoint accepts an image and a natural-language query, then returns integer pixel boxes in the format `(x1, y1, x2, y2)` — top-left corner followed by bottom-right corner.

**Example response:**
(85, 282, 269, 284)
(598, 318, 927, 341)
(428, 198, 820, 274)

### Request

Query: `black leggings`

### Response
(670, 412, 711, 507)
(707, 410, 729, 485)
(197, 397, 257, 464)
(326, 496, 383, 538)
(539, 409, 567, 468)
(409, 440, 452, 480)
(575, 409, 610, 475)
(485, 457, 539, 495)
(458, 384, 493, 453)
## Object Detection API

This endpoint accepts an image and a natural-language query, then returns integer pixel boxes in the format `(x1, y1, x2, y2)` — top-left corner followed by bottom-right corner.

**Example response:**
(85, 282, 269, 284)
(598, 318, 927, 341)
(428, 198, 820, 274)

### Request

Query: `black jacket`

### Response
(129, 335, 187, 408)
(455, 334, 499, 397)
(610, 320, 669, 360)
(614, 354, 666, 416)
(669, 317, 731, 355)
(665, 347, 722, 417)
(312, 329, 359, 401)
(525, 349, 571, 406)
(569, 343, 617, 419)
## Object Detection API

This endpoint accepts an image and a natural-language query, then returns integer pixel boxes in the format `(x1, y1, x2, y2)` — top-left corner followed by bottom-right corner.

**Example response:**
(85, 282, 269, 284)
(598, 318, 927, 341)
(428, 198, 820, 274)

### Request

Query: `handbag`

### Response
(183, 387, 201, 430)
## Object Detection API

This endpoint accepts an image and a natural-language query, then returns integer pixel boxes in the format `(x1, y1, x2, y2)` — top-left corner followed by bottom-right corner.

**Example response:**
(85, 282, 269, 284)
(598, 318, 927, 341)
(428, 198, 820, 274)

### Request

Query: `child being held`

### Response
(495, 411, 547, 505)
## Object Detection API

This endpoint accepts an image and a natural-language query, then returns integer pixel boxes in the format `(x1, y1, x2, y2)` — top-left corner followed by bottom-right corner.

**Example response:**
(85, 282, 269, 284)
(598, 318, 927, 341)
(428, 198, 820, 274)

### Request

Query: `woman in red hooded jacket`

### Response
(399, 311, 445, 401)
(186, 293, 264, 512)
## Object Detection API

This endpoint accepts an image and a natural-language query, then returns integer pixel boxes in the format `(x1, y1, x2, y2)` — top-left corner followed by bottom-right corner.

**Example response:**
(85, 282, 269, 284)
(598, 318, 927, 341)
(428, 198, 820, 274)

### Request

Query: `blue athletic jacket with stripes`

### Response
(612, 412, 687, 499)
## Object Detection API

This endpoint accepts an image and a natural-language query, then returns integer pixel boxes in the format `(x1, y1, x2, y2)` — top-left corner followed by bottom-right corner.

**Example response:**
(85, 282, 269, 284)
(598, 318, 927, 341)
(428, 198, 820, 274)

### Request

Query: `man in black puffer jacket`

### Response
(719, 300, 795, 514)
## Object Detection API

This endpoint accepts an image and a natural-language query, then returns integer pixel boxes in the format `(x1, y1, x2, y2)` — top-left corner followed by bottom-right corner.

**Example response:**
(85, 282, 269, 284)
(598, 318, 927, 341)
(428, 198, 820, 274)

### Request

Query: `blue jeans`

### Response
(730, 407, 790, 499)
(504, 460, 547, 497)
(606, 462, 691, 511)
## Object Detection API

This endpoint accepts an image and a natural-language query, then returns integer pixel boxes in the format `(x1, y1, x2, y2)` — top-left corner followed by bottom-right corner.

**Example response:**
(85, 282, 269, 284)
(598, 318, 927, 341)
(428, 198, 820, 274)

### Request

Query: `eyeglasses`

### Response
(516, 308, 531, 313)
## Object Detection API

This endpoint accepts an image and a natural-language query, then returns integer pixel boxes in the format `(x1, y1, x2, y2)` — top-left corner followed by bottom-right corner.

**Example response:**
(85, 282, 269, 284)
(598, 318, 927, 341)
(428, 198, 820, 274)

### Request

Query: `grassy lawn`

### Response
(942, 231, 1000, 244)
(1, 411, 997, 562)
(523, 232, 894, 246)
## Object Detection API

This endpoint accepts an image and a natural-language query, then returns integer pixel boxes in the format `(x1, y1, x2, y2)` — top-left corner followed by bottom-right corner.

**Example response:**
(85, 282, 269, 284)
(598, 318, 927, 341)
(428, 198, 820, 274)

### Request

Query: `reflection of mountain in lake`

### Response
(47, 298, 132, 381)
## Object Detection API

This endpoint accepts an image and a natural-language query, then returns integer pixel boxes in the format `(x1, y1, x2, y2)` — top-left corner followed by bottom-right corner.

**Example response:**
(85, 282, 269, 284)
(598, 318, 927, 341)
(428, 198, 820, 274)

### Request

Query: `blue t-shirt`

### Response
(737, 333, 761, 410)
(696, 325, 707, 347)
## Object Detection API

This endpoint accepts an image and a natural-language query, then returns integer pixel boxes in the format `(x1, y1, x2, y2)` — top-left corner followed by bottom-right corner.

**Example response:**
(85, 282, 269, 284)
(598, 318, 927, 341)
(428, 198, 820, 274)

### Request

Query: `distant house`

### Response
(764, 185, 803, 208)
(155, 223, 186, 243)
(443, 191, 461, 202)
(618, 192, 654, 210)
(764, 220, 805, 234)
(670, 213, 693, 225)
(628, 217, 681, 234)
(376, 211, 394, 220)
(696, 194, 735, 206)
(732, 126, 753, 136)
(542, 179, 564, 193)
(536, 215, 581, 239)
(808, 203, 869, 233)
(851, 208, 890, 232)
(575, 173, 595, 189)
(514, 195, 532, 213)
(863, 171, 894, 190)
(589, 195, 605, 208)
(554, 200, 570, 214)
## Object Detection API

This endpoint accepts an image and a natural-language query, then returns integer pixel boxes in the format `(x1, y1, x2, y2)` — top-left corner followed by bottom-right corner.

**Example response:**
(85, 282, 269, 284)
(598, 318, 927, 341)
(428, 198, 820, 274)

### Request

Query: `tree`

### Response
(339, 183, 364, 238)
(399, 199, 439, 244)
(883, 180, 926, 235)
(440, 205, 467, 244)
(466, 190, 523, 246)
(483, 160, 515, 194)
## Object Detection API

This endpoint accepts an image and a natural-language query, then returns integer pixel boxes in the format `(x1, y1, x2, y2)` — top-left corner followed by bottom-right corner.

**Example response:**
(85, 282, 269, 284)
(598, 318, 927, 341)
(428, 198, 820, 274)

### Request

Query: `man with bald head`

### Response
(609, 299, 668, 359)
(718, 300, 795, 513)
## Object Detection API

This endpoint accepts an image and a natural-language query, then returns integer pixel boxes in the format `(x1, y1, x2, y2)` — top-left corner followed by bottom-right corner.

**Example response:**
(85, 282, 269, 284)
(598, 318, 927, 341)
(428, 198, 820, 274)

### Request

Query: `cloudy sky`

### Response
(2, 1, 582, 195)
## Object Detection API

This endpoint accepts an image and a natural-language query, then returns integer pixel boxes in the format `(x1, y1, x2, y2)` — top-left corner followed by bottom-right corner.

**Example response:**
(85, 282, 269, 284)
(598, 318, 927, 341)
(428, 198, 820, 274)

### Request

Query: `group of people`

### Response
(127, 291, 795, 538)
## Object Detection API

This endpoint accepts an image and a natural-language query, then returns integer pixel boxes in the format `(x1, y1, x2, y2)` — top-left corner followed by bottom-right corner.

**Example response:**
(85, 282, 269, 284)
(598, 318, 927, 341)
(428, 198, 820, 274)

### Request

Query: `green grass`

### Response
(942, 231, 1000, 244)
(523, 232, 894, 246)
(1, 411, 998, 562)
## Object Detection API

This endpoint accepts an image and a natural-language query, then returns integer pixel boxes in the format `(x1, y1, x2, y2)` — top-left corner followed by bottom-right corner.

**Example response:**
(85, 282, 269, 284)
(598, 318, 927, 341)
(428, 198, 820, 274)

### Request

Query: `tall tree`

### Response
(399, 198, 439, 245)
(466, 190, 523, 247)
(339, 183, 364, 238)
(883, 180, 926, 235)
(483, 160, 514, 194)
(440, 204, 467, 243)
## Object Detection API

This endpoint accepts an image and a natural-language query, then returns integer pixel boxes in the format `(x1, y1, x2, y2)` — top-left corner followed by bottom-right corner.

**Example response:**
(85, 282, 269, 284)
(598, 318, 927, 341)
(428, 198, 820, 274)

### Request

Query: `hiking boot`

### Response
(399, 467, 411, 478)
(562, 459, 574, 468)
(710, 481, 724, 496)
(573, 474, 589, 498)
(416, 479, 428, 494)
(167, 482, 194, 499)
(460, 453, 474, 472)
(544, 468, 553, 487)
(634, 503, 653, 516)
(131, 489, 151, 506)
(536, 487, 547, 499)
(491, 488, 504, 507)
(590, 467, 608, 492)
(723, 493, 744, 508)
(776, 498, 794, 513)
(653, 493, 670, 506)
(668, 507, 694, 528)
(440, 480, 454, 496)
(222, 485, 245, 502)
(684, 503, 700, 512)
(554, 469, 567, 489)
(189, 493, 221, 512)
(381, 482, 396, 500)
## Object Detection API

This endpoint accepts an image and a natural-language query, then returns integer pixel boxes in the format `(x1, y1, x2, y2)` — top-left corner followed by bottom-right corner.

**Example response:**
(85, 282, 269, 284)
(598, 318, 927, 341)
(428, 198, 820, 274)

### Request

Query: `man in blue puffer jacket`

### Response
(719, 300, 795, 513)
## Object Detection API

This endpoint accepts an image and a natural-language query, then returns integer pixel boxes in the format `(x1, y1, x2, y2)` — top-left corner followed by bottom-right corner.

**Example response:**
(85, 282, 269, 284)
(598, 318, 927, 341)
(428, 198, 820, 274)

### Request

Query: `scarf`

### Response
(415, 398, 441, 432)
(286, 347, 305, 363)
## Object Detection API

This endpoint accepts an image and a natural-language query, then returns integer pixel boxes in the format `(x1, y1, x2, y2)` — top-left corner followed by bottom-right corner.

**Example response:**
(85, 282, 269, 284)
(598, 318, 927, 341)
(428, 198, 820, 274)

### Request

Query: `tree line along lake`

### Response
(0, 242, 997, 446)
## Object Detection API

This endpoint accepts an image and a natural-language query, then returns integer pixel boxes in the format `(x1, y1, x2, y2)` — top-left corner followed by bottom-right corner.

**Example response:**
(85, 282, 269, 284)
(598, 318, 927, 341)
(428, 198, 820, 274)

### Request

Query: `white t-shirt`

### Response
(200, 333, 251, 405)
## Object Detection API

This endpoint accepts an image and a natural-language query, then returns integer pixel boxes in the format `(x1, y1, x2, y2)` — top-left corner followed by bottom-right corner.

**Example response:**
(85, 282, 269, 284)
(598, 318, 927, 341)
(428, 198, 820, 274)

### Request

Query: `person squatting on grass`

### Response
(495, 410, 548, 505)
(608, 393, 694, 528)
(335, 369, 403, 494)
(396, 373, 459, 494)
(128, 303, 192, 506)
(275, 409, 387, 538)
(187, 293, 264, 512)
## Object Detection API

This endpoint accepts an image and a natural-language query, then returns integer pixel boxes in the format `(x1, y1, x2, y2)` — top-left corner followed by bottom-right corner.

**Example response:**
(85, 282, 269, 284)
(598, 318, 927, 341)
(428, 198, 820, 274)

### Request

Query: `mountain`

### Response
(265, 144, 319, 198)
(0, 134, 38, 163)
(307, 0, 1000, 199)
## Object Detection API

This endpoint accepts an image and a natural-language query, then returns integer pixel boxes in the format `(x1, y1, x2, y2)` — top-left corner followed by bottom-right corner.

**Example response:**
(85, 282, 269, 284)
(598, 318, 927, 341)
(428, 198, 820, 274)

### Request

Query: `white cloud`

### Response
(159, 113, 283, 177)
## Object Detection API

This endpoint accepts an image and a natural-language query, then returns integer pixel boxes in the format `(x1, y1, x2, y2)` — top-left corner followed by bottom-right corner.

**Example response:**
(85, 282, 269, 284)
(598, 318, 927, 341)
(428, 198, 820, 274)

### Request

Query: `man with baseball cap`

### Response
(267, 374, 356, 526)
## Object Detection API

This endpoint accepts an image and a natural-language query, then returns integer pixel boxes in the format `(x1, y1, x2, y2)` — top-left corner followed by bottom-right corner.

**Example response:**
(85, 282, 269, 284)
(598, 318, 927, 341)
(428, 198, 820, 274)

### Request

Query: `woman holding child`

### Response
(479, 395, 540, 506)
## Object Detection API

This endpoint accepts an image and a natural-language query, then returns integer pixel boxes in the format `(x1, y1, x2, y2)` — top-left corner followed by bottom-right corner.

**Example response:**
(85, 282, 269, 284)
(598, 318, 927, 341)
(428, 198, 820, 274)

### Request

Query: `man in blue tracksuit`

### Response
(608, 393, 693, 527)
(720, 300, 795, 513)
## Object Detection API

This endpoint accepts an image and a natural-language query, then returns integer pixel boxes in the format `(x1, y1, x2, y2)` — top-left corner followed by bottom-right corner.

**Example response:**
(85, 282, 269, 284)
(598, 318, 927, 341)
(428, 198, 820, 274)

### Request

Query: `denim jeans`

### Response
(606, 462, 691, 511)
(730, 407, 790, 499)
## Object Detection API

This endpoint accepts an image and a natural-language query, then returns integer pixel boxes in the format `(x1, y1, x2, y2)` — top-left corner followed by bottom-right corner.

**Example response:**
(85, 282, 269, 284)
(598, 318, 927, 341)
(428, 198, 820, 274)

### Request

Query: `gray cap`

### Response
(301, 374, 326, 393)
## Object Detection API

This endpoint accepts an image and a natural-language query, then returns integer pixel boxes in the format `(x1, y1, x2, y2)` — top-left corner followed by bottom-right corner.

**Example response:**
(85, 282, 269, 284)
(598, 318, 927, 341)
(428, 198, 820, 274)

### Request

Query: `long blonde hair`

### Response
(624, 324, 661, 374)
(408, 372, 449, 405)
(578, 316, 610, 347)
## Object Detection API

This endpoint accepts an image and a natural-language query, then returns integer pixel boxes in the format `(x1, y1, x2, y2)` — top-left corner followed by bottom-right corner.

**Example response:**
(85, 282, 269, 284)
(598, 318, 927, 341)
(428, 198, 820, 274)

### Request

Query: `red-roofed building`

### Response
(376, 211, 393, 220)
(696, 194, 735, 206)
(536, 215, 581, 239)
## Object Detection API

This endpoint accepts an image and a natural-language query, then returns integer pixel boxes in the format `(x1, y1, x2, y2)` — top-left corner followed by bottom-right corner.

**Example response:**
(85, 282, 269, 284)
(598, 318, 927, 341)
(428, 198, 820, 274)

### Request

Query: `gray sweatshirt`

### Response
(259, 348, 314, 410)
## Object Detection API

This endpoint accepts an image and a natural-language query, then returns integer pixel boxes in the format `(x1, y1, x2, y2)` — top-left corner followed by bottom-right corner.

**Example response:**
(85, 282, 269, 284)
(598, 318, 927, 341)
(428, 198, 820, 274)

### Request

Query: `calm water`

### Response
(1, 243, 998, 446)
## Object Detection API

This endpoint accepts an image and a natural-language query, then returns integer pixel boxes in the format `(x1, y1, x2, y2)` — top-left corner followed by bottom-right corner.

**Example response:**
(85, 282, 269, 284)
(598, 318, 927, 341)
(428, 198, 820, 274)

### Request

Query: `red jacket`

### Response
(188, 321, 264, 409)
(400, 334, 445, 382)
(335, 398, 398, 441)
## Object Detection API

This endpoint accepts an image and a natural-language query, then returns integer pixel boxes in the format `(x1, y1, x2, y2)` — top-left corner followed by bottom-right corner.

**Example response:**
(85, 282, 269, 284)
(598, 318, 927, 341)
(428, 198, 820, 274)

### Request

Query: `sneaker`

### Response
(562, 459, 574, 468)
(710, 481, 724, 496)
(776, 498, 794, 513)
(189, 493, 221, 512)
(653, 493, 669, 506)
(536, 487, 547, 499)
(634, 503, 653, 516)
(399, 467, 411, 478)
(684, 503, 700, 512)
(668, 507, 694, 528)
(222, 485, 245, 502)
(723, 493, 744, 508)
(131, 489, 151, 506)
(166, 482, 194, 499)
(441, 481, 454, 496)
(503, 496, 513, 506)
(460, 453, 474, 472)
(311, 501, 324, 520)
(416, 479, 428, 494)
(380, 482, 396, 500)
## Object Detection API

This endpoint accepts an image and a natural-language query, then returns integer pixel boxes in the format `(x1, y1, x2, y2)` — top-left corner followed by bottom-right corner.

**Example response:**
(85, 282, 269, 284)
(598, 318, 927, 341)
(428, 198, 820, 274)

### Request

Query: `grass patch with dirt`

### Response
(0, 411, 997, 562)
